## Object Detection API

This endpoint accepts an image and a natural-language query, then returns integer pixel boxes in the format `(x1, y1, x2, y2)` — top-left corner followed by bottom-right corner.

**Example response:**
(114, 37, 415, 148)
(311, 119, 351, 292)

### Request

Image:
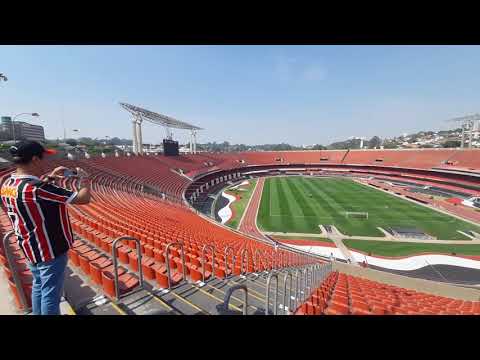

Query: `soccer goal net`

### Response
(344, 211, 369, 219)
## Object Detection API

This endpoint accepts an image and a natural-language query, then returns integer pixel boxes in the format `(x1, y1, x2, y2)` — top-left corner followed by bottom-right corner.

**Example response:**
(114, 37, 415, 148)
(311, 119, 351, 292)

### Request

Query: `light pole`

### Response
(12, 113, 40, 142)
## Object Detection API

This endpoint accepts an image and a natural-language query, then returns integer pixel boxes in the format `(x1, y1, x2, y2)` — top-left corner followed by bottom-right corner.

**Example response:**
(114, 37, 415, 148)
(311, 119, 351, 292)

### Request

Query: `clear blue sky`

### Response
(1, 45, 479, 146)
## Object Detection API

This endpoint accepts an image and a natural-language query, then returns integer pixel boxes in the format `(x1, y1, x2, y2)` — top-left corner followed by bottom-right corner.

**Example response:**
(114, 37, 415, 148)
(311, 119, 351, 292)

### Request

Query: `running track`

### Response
(238, 177, 269, 240)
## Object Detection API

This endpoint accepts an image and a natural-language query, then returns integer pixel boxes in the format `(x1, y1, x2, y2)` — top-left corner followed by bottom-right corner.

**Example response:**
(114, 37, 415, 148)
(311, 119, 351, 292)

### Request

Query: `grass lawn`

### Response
(271, 235, 334, 243)
(257, 176, 480, 240)
(343, 239, 480, 257)
(225, 179, 257, 229)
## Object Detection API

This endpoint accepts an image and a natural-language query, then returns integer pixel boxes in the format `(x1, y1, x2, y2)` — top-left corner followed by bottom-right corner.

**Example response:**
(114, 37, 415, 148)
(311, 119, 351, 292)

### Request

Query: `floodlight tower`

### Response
(136, 116, 143, 155)
(358, 137, 366, 149)
(445, 113, 480, 149)
(119, 102, 203, 156)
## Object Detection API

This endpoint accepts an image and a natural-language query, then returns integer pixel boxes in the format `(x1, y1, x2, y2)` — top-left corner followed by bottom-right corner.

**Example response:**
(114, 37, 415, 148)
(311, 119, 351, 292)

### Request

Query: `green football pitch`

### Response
(256, 176, 480, 240)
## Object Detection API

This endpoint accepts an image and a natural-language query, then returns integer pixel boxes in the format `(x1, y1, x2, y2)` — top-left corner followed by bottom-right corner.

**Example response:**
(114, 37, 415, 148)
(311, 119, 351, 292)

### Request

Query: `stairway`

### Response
(66, 260, 325, 315)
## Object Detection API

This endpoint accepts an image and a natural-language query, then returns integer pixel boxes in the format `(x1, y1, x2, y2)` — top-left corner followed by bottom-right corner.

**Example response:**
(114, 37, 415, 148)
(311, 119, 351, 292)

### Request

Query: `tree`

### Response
(312, 144, 327, 150)
(65, 139, 78, 146)
(368, 136, 382, 149)
(382, 142, 398, 149)
(442, 140, 461, 148)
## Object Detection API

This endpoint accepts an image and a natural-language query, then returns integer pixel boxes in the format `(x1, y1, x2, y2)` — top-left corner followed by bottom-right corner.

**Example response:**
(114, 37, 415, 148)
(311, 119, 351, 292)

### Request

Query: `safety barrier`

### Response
(283, 271, 294, 314)
(240, 248, 250, 275)
(265, 271, 279, 315)
(2, 231, 30, 312)
(263, 262, 334, 315)
(201, 244, 215, 282)
(223, 246, 235, 278)
(165, 241, 187, 289)
(112, 236, 145, 300)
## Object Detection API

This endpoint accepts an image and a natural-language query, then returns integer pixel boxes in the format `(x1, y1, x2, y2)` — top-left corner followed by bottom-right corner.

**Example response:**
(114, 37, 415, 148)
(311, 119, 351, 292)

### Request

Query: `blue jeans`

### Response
(27, 253, 68, 315)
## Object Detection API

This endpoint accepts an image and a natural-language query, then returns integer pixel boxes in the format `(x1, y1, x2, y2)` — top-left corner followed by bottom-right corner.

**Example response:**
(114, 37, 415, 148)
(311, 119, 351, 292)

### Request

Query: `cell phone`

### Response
(63, 169, 78, 177)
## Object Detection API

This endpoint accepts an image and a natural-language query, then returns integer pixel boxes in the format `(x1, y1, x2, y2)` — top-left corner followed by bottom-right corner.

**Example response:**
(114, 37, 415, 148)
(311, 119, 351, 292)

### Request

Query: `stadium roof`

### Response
(119, 102, 203, 130)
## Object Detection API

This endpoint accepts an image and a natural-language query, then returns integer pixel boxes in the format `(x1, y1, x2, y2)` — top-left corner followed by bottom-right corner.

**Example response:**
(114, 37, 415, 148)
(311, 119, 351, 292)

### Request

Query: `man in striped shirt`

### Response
(1, 141, 91, 315)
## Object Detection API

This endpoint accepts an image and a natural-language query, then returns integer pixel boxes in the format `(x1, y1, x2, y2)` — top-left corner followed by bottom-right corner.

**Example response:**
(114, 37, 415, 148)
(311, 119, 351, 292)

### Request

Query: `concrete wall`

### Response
(333, 262, 480, 301)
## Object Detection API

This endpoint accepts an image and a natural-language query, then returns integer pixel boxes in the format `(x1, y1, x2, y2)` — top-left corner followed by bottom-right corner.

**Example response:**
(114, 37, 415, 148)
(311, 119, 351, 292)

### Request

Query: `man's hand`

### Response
(75, 167, 89, 178)
(49, 166, 69, 179)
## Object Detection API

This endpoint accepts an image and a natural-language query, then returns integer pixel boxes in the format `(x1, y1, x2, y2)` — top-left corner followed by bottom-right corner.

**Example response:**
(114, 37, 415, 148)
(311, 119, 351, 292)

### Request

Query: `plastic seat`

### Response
(79, 250, 101, 276)
(89, 257, 112, 285)
(324, 303, 349, 315)
(102, 270, 139, 298)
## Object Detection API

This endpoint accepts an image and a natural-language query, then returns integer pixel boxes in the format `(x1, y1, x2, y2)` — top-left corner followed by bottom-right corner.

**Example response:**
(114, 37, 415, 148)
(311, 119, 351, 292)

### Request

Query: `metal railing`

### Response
(255, 262, 334, 315)
(265, 271, 279, 315)
(283, 271, 294, 315)
(112, 236, 145, 300)
(201, 244, 215, 282)
(293, 268, 301, 311)
(240, 248, 250, 275)
(2, 231, 30, 312)
(254, 249, 265, 273)
(165, 242, 187, 289)
(304, 267, 312, 301)
(224, 246, 235, 278)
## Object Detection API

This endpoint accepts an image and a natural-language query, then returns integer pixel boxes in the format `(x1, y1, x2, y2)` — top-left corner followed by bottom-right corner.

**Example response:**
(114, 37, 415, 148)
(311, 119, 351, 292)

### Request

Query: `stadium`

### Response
(2, 101, 480, 316)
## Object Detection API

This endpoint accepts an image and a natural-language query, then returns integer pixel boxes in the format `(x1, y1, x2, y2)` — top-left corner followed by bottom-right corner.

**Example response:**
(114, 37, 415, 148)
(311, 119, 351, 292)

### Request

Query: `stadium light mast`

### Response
(445, 113, 480, 149)
(119, 102, 203, 156)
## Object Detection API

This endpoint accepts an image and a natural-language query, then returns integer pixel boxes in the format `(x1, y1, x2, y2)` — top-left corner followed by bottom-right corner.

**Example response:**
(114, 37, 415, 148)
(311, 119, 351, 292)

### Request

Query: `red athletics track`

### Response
(238, 177, 270, 241)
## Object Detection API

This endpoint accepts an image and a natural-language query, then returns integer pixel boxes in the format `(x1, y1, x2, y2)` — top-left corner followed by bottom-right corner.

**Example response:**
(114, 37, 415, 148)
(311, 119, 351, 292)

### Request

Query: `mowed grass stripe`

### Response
(273, 177, 295, 230)
(284, 177, 317, 231)
(301, 178, 381, 236)
(350, 181, 465, 232)
(318, 179, 466, 237)
(347, 181, 449, 222)
(257, 181, 271, 230)
(257, 178, 271, 231)
(256, 177, 480, 239)
(285, 177, 317, 216)
(343, 239, 480, 257)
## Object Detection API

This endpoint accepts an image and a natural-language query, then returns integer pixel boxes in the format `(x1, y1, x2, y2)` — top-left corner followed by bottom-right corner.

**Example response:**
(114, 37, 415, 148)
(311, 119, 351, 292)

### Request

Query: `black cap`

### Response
(9, 140, 57, 164)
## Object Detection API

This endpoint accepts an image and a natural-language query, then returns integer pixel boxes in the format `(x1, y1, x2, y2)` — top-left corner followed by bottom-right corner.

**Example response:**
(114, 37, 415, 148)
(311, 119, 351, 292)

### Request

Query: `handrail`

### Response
(273, 250, 278, 269)
(201, 244, 215, 283)
(254, 249, 265, 272)
(165, 242, 187, 289)
(305, 267, 312, 300)
(265, 271, 279, 315)
(297, 268, 306, 304)
(112, 236, 144, 300)
(240, 248, 250, 275)
(224, 246, 235, 278)
(293, 269, 301, 311)
(218, 284, 248, 315)
(283, 271, 293, 315)
(290, 262, 334, 314)
(2, 231, 30, 312)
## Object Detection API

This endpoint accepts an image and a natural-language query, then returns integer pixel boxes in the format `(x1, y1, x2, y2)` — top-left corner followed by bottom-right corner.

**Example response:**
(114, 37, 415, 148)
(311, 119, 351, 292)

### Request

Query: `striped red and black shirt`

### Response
(1, 174, 78, 264)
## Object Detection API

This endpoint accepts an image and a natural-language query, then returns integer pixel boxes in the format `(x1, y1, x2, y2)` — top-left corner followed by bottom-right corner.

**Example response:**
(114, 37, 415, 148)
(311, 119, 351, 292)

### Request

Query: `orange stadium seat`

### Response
(1, 148, 480, 313)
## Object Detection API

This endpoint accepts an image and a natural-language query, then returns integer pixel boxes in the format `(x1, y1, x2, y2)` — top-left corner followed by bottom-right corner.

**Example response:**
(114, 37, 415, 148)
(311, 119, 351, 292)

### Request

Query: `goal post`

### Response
(344, 211, 369, 219)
